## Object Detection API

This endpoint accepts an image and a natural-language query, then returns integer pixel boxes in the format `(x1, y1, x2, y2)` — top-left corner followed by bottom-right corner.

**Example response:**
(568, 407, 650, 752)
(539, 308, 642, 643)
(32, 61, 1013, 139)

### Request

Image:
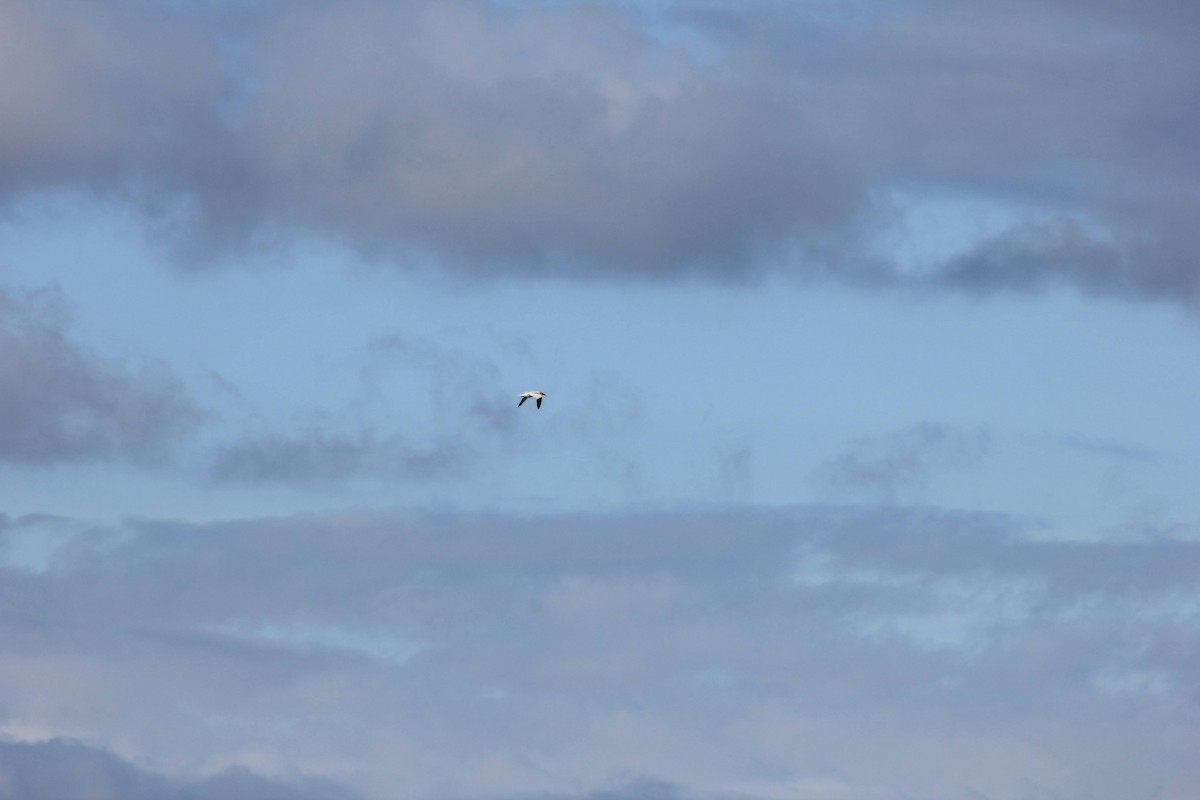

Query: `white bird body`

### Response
(518, 390, 545, 409)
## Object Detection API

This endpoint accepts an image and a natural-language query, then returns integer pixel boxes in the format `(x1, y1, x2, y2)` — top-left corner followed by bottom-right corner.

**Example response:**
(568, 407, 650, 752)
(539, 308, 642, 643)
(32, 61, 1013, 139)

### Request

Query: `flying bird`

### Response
(518, 390, 545, 409)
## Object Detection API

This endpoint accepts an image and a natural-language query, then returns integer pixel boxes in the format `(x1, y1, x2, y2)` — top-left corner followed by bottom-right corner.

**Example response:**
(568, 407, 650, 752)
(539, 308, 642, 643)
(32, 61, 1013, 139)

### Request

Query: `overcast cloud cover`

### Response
(2, 0, 1200, 799)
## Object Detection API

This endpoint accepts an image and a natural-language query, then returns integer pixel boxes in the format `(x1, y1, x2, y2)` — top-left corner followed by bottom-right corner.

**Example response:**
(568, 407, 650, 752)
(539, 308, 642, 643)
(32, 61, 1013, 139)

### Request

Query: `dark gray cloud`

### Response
(0, 286, 199, 464)
(0, 739, 359, 800)
(2, 505, 1198, 798)
(244, 0, 854, 275)
(0, 0, 246, 238)
(2, 0, 1198, 301)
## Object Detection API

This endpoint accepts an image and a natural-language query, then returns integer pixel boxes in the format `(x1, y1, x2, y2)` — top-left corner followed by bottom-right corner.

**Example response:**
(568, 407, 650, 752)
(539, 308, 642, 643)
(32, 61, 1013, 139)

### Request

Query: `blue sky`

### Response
(1, 1, 1199, 799)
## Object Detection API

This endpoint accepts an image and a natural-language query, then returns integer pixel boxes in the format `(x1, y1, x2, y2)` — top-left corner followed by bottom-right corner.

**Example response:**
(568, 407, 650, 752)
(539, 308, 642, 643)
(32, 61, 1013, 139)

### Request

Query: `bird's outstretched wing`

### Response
(536, 397, 542, 409)
(518, 396, 527, 407)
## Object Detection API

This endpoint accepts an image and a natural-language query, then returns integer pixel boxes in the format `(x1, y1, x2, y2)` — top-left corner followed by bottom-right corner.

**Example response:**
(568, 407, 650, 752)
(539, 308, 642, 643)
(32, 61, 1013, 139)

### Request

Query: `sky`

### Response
(1, 0, 1199, 798)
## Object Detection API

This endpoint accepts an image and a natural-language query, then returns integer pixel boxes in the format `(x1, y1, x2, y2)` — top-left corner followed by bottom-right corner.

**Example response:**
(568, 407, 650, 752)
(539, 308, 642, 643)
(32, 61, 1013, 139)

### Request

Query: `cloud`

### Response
(207, 425, 467, 486)
(201, 333, 516, 488)
(1052, 433, 1165, 464)
(932, 209, 1200, 302)
(812, 422, 990, 503)
(0, 286, 200, 464)
(0, 0, 238, 221)
(0, 738, 360, 800)
(2, 505, 1198, 799)
(243, 0, 855, 275)
(504, 778, 731, 800)
(193, 331, 653, 496)
(715, 443, 754, 504)
(2, 0, 1199, 299)
(360, 334, 520, 438)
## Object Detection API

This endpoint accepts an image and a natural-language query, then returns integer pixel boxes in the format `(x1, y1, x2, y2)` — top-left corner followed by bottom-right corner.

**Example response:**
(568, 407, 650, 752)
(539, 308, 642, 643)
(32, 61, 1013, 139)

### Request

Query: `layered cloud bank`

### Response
(2, 506, 1198, 799)
(1, 0, 1198, 300)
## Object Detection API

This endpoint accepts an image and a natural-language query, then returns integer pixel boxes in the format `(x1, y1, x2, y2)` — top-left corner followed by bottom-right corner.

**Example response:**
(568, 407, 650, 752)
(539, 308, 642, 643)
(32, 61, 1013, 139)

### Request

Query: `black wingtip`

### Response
(536, 398, 542, 409)
(518, 397, 526, 407)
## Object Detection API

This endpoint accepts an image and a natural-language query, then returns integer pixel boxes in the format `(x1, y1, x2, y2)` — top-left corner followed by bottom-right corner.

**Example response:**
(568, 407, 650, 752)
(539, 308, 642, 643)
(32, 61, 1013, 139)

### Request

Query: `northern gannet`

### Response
(518, 391, 545, 409)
